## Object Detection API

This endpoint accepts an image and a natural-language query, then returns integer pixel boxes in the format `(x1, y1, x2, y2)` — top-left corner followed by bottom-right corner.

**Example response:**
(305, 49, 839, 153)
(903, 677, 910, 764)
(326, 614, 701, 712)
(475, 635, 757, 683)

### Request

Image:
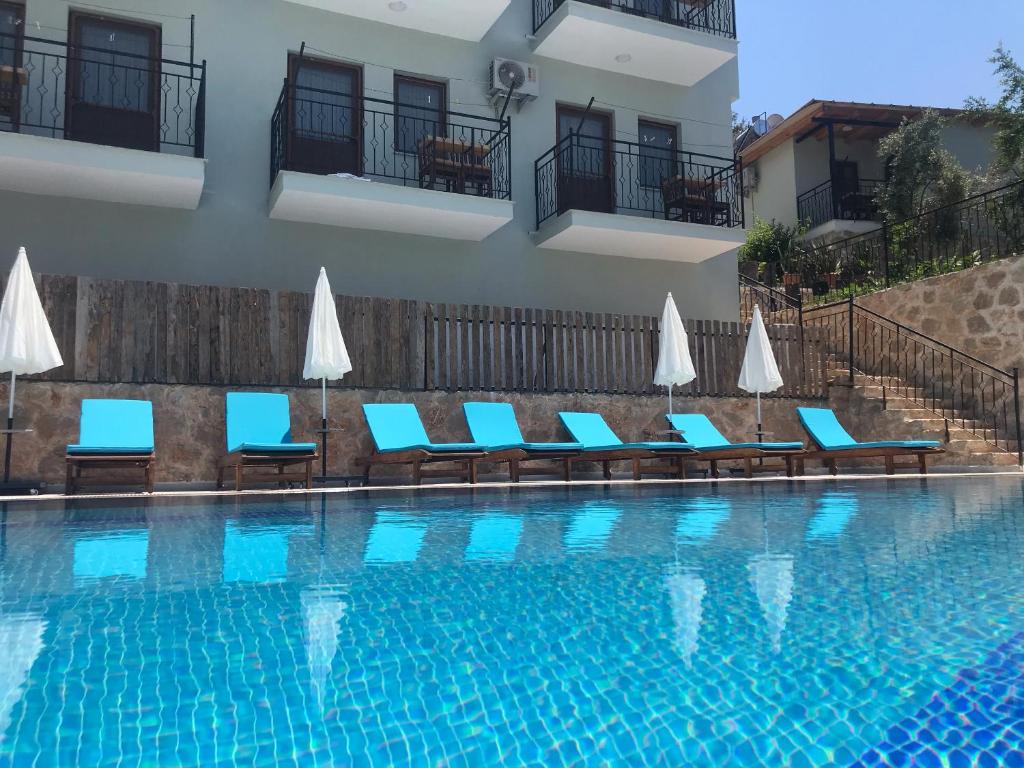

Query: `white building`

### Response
(0, 0, 744, 318)
(738, 100, 994, 241)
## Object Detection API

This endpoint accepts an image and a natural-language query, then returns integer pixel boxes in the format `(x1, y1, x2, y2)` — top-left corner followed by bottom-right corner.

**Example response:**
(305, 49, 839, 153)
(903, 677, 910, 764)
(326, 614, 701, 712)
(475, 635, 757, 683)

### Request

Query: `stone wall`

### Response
(1, 380, 830, 489)
(856, 255, 1024, 374)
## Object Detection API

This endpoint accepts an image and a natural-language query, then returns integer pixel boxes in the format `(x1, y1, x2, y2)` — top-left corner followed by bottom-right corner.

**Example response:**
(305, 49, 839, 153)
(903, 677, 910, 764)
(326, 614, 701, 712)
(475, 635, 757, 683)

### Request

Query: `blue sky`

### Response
(733, 0, 1024, 123)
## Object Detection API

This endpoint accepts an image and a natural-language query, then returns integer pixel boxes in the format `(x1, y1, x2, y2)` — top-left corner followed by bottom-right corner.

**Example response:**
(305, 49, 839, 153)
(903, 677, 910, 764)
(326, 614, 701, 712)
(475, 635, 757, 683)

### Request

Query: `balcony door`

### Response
(67, 12, 161, 151)
(288, 54, 362, 177)
(0, 1, 24, 124)
(556, 104, 613, 215)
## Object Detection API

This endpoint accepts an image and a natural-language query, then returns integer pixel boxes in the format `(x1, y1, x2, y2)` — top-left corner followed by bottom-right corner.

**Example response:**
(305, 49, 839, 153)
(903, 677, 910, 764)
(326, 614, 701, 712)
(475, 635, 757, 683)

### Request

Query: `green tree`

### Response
(738, 218, 805, 281)
(874, 110, 974, 224)
(965, 46, 1024, 180)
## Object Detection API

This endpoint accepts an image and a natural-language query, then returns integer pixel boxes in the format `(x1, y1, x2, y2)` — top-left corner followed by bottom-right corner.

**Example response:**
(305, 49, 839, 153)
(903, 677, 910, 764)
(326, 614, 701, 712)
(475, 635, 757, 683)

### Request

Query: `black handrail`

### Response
(738, 274, 801, 326)
(796, 178, 883, 231)
(270, 80, 512, 199)
(795, 179, 1024, 305)
(535, 132, 742, 229)
(533, 0, 737, 38)
(0, 31, 206, 157)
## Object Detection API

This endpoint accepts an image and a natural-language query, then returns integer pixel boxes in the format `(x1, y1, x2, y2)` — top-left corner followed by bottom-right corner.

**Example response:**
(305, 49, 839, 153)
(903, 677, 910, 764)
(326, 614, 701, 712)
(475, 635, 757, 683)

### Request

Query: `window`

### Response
(638, 119, 678, 188)
(0, 1, 23, 68)
(394, 75, 446, 154)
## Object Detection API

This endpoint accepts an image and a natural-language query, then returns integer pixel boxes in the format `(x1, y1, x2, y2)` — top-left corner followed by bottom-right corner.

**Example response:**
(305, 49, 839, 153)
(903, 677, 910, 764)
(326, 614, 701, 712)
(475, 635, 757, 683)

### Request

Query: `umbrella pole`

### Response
(668, 388, 673, 417)
(756, 391, 763, 443)
(3, 372, 14, 484)
(321, 378, 327, 481)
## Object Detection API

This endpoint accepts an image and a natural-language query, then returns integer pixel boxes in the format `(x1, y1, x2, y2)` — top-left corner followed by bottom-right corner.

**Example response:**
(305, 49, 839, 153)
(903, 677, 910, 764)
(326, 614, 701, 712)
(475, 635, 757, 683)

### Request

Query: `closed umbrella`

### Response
(303, 267, 352, 481)
(0, 248, 63, 486)
(737, 304, 783, 443)
(654, 292, 696, 416)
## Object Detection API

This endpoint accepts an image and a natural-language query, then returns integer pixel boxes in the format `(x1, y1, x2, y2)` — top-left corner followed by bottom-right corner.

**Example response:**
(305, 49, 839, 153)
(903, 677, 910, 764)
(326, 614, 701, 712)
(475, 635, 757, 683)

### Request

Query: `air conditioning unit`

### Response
(488, 58, 540, 102)
(742, 164, 760, 193)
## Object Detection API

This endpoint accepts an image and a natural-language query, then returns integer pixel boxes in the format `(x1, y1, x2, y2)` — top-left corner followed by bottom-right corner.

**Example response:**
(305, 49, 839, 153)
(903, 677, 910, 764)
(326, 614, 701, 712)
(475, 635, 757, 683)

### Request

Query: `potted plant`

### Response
(738, 218, 804, 289)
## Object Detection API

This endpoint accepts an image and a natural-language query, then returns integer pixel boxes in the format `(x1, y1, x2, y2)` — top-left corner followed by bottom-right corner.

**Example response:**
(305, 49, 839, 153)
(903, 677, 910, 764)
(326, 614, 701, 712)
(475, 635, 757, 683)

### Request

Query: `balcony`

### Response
(0, 33, 206, 210)
(268, 82, 514, 240)
(281, 0, 511, 41)
(531, 0, 737, 87)
(797, 178, 882, 237)
(534, 134, 744, 261)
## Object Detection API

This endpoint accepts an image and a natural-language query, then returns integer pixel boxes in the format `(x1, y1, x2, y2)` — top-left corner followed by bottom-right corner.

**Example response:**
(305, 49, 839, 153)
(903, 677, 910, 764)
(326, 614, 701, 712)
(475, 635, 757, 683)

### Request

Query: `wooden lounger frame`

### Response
(795, 445, 945, 476)
(356, 448, 528, 485)
(217, 450, 317, 491)
(65, 453, 156, 494)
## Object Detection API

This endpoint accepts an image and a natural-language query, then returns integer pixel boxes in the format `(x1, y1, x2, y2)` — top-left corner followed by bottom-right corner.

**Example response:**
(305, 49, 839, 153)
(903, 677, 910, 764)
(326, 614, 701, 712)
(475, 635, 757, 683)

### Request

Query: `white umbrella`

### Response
(0, 248, 63, 484)
(737, 304, 783, 443)
(654, 292, 696, 416)
(303, 267, 352, 480)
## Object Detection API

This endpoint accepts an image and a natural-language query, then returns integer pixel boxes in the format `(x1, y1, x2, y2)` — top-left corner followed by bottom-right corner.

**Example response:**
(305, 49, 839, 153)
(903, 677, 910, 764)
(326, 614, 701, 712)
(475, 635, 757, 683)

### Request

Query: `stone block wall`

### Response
(0, 380, 829, 489)
(856, 255, 1024, 375)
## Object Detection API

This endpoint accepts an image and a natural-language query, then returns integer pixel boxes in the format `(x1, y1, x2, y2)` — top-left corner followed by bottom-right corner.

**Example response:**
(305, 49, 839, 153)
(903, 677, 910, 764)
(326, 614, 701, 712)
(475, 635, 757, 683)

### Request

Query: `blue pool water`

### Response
(1, 479, 1023, 766)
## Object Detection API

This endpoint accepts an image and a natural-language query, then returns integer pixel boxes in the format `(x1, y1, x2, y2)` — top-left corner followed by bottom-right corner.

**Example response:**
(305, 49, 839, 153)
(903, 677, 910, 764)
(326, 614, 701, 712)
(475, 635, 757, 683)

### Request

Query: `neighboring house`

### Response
(738, 100, 994, 241)
(0, 0, 744, 319)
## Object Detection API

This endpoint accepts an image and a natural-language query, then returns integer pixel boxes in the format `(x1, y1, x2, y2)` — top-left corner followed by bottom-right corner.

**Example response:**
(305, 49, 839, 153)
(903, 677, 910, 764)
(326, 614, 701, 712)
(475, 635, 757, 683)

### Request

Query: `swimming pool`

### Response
(0, 479, 1022, 766)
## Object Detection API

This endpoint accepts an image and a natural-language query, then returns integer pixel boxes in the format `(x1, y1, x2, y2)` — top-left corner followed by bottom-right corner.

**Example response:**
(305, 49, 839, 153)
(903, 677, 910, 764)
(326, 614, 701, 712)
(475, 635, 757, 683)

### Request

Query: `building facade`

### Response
(739, 100, 995, 241)
(0, 0, 743, 319)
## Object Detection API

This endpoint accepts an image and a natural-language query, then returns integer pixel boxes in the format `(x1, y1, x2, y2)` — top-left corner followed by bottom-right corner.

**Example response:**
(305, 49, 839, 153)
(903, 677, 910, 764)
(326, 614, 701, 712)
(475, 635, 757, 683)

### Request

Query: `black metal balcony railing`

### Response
(535, 133, 743, 230)
(533, 0, 737, 38)
(0, 32, 206, 157)
(270, 81, 511, 200)
(796, 178, 883, 231)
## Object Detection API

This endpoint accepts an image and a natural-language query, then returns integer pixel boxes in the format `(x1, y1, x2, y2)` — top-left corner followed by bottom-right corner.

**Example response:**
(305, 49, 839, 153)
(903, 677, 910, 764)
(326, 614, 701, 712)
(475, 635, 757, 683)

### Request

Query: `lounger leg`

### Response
(795, 458, 805, 476)
(145, 461, 154, 494)
(216, 465, 224, 491)
(412, 461, 422, 485)
(602, 461, 612, 481)
(509, 460, 520, 484)
(785, 455, 795, 478)
(884, 455, 895, 475)
(65, 460, 74, 495)
(305, 459, 313, 490)
(743, 458, 753, 479)
(709, 460, 720, 479)
(468, 459, 478, 485)
(677, 457, 687, 480)
(234, 463, 243, 491)
(562, 458, 571, 483)
(632, 459, 641, 481)
(363, 465, 372, 486)
(918, 453, 928, 475)
(827, 459, 838, 476)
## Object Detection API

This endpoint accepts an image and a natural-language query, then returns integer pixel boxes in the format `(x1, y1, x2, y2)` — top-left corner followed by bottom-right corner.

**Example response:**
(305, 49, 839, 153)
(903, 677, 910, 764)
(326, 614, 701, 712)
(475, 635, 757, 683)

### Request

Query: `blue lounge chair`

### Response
(65, 399, 156, 493)
(463, 402, 582, 482)
(558, 412, 696, 480)
(667, 413, 804, 477)
(359, 403, 523, 485)
(796, 407, 944, 475)
(217, 392, 317, 490)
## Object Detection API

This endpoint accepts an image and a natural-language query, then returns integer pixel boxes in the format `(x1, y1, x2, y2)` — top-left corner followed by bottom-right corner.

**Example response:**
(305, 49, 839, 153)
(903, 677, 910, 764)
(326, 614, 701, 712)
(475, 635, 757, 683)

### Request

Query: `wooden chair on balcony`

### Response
(417, 135, 493, 196)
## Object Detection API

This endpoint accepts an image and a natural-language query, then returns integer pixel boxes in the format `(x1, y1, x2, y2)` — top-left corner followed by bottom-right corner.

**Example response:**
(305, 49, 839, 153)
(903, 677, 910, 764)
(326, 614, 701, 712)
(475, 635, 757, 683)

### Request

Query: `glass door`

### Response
(288, 55, 362, 176)
(67, 12, 160, 151)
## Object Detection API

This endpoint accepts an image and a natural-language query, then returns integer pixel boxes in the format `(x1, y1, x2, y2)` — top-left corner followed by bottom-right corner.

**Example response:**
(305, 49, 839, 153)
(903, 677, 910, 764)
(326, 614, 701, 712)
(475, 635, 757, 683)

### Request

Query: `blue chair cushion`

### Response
(363, 404, 484, 453)
(558, 412, 625, 449)
(234, 442, 318, 454)
(67, 399, 154, 455)
(797, 407, 940, 451)
(667, 414, 730, 449)
(226, 393, 301, 453)
(464, 402, 581, 452)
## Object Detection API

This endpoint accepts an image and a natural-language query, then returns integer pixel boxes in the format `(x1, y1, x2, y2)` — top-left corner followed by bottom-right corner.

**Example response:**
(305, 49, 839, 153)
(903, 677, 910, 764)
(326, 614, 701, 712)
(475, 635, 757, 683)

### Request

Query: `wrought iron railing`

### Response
(270, 81, 511, 199)
(738, 274, 801, 326)
(0, 32, 206, 157)
(535, 133, 742, 229)
(794, 179, 1024, 305)
(801, 298, 1022, 462)
(533, 0, 737, 38)
(796, 178, 884, 231)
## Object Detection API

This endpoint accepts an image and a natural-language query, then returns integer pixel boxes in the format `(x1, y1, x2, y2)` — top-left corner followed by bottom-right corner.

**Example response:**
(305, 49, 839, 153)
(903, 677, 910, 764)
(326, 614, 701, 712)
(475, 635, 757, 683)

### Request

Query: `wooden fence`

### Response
(18, 274, 829, 399)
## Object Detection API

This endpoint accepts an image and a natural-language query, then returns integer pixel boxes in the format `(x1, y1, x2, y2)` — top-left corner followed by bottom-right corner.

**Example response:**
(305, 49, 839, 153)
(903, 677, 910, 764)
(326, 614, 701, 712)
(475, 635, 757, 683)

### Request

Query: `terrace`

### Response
(268, 80, 514, 240)
(534, 132, 745, 261)
(0, 30, 206, 209)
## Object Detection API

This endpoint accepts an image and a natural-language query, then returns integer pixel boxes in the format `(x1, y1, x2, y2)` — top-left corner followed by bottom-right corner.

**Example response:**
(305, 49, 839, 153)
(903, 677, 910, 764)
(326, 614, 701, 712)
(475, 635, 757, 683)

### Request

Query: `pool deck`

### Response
(1, 466, 1020, 503)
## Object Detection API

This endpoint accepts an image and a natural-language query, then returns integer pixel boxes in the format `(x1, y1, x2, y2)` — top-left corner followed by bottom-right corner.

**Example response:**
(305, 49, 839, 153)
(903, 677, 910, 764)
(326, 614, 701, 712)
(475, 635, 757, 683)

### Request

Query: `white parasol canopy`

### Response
(303, 267, 351, 404)
(653, 292, 696, 415)
(737, 304, 784, 439)
(0, 248, 63, 482)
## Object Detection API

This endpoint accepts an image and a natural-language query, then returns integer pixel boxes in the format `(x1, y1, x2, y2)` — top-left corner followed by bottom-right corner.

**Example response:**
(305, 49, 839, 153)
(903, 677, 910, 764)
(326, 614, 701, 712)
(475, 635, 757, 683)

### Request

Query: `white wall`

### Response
(746, 141, 796, 226)
(0, 0, 742, 320)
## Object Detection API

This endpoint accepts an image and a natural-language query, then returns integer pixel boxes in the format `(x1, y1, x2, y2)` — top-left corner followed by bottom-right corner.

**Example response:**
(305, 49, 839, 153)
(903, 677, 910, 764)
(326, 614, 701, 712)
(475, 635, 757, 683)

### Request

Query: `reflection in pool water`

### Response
(0, 479, 1022, 766)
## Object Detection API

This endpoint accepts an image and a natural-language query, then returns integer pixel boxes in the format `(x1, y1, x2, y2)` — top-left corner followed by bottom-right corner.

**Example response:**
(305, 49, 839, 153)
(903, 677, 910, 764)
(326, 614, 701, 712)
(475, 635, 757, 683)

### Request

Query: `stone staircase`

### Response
(828, 368, 1021, 468)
